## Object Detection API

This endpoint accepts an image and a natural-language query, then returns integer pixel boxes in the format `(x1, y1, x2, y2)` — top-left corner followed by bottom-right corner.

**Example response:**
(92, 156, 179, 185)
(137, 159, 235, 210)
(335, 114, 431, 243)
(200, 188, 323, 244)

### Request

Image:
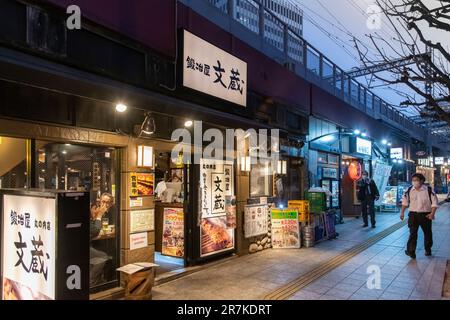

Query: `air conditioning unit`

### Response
(26, 6, 67, 56)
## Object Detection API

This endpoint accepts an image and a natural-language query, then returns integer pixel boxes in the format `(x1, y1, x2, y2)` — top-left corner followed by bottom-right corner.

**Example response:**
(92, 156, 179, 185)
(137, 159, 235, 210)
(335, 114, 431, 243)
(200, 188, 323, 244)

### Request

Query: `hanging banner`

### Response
(244, 204, 269, 238)
(162, 208, 184, 258)
(271, 209, 300, 249)
(373, 162, 393, 206)
(200, 159, 235, 257)
(200, 159, 234, 218)
(2, 195, 56, 300)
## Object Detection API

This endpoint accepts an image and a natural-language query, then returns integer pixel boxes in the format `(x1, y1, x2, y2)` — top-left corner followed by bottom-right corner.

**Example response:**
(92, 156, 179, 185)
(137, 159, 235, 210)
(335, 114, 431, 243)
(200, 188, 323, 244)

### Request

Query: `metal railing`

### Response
(199, 0, 428, 139)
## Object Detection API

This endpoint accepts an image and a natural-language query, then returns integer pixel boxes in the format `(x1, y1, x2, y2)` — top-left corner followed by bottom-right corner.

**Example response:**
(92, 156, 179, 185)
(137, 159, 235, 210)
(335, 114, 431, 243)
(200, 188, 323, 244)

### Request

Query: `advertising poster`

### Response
(271, 209, 300, 249)
(2, 195, 56, 300)
(200, 217, 235, 257)
(162, 208, 184, 258)
(382, 186, 398, 207)
(244, 204, 269, 238)
(137, 173, 154, 196)
(200, 159, 235, 257)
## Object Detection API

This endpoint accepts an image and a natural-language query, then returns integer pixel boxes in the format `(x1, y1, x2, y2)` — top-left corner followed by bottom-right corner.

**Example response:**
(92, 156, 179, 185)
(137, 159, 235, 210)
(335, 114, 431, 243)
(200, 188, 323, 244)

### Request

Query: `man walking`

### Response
(358, 171, 380, 228)
(401, 173, 439, 259)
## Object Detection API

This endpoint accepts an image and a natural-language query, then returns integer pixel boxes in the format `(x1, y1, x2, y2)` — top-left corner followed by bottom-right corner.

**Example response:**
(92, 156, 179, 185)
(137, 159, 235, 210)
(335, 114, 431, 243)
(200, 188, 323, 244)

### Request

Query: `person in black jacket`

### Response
(358, 171, 380, 228)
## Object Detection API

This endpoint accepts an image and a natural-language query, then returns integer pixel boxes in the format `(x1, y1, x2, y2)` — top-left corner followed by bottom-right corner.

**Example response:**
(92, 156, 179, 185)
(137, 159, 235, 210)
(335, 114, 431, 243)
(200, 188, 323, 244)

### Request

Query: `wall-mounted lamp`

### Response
(137, 145, 153, 167)
(240, 156, 251, 172)
(276, 160, 287, 175)
(139, 112, 156, 136)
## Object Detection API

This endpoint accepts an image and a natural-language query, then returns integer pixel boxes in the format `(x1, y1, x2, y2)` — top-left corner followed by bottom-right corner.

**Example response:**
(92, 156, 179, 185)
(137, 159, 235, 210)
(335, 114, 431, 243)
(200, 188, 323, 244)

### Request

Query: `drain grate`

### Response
(264, 220, 407, 300)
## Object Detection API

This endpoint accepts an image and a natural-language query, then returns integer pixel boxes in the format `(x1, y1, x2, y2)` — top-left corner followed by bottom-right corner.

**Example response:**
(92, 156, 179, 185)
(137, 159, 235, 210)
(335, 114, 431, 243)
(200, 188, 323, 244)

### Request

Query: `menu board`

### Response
(2, 195, 56, 300)
(244, 204, 269, 238)
(200, 159, 235, 257)
(373, 162, 393, 206)
(130, 209, 154, 233)
(271, 209, 300, 249)
(162, 208, 184, 257)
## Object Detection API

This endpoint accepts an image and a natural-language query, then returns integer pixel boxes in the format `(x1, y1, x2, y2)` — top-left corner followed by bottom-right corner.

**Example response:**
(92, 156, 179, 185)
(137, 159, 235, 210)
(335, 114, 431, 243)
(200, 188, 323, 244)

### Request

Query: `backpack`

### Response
(405, 185, 433, 205)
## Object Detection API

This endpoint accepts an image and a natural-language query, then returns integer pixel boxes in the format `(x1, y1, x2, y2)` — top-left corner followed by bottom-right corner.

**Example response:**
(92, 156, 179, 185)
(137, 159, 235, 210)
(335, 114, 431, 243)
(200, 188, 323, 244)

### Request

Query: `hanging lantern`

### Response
(348, 161, 362, 181)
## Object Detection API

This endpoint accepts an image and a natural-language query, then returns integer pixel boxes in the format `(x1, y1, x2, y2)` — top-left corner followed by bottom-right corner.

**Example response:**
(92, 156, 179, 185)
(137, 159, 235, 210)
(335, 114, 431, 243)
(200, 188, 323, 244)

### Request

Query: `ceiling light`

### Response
(62, 150, 67, 154)
(115, 103, 128, 113)
(382, 139, 388, 145)
(354, 129, 361, 135)
(184, 120, 193, 127)
(361, 132, 367, 137)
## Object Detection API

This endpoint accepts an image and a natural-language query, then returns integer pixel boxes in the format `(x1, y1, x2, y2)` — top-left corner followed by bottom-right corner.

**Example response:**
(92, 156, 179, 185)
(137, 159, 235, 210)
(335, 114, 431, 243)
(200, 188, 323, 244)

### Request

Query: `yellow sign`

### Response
(288, 200, 310, 223)
(130, 172, 138, 197)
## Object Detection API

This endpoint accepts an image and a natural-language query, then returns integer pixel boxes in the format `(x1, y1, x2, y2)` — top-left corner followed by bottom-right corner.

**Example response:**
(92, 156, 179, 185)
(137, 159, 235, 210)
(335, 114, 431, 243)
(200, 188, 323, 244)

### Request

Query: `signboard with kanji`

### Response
(183, 30, 247, 107)
(2, 195, 56, 300)
(271, 209, 300, 249)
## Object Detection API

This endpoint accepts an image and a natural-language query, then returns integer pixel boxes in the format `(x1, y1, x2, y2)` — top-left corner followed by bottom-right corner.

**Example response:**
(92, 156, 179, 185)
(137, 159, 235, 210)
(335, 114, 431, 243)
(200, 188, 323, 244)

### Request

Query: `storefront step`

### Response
(90, 287, 124, 300)
(154, 255, 240, 286)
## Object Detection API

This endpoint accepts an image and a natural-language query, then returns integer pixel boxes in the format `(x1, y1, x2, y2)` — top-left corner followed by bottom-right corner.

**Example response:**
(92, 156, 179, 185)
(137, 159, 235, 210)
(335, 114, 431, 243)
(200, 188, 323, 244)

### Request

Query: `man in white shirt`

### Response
(400, 173, 439, 259)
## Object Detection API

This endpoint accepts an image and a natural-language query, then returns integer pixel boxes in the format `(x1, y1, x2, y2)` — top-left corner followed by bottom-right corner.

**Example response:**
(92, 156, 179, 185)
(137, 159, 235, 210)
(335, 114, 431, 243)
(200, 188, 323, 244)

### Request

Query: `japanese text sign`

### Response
(2, 195, 56, 300)
(183, 30, 247, 107)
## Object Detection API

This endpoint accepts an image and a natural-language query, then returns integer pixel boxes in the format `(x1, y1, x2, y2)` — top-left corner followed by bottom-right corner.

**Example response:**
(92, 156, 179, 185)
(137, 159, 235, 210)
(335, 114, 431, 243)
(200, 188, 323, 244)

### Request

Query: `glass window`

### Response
(318, 152, 328, 163)
(0, 136, 28, 189)
(250, 160, 273, 197)
(36, 142, 119, 292)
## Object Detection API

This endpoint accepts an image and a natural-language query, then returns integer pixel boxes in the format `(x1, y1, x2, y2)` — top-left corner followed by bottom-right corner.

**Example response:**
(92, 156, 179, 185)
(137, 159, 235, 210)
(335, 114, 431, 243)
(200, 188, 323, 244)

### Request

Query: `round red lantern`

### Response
(348, 161, 362, 181)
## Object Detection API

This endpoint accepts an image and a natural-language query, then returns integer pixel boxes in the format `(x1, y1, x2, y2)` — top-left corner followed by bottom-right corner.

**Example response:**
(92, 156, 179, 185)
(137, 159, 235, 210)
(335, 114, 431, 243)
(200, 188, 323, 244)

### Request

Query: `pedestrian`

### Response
(400, 173, 439, 259)
(357, 171, 380, 228)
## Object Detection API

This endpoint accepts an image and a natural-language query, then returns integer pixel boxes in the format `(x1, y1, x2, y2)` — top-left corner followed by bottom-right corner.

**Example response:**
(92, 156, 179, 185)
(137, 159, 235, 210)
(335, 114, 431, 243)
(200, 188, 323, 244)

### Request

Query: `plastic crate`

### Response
(288, 200, 310, 223)
(305, 192, 326, 213)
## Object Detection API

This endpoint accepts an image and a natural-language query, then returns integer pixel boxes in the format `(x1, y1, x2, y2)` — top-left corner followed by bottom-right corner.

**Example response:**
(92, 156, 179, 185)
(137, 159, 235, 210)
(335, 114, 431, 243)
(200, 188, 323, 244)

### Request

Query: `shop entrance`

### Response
(153, 149, 187, 276)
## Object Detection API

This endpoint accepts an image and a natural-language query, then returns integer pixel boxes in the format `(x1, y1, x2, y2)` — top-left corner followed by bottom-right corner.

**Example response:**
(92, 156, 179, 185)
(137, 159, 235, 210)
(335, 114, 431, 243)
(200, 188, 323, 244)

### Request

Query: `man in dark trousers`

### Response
(358, 171, 380, 228)
(401, 173, 439, 259)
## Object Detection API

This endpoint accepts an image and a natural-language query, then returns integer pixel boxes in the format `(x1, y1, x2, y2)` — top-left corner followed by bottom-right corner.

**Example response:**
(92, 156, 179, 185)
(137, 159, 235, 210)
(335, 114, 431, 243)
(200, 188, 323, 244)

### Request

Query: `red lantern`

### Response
(348, 161, 362, 181)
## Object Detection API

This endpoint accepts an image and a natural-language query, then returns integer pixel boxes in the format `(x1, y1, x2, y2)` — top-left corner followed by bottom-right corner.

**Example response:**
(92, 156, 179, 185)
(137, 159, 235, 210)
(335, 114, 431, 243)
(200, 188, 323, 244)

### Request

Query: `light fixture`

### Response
(140, 112, 156, 136)
(361, 132, 367, 137)
(240, 156, 251, 172)
(184, 120, 193, 128)
(398, 159, 404, 164)
(115, 103, 128, 113)
(382, 139, 388, 145)
(393, 159, 398, 163)
(387, 143, 392, 147)
(276, 160, 287, 175)
(137, 145, 153, 167)
(62, 150, 67, 155)
(354, 129, 361, 135)
(319, 135, 335, 143)
(341, 161, 346, 165)
(279, 204, 284, 209)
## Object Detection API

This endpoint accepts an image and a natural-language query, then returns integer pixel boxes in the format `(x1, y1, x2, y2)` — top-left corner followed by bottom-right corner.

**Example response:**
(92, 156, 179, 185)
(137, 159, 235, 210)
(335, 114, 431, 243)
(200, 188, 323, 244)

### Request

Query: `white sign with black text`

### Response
(2, 195, 56, 300)
(183, 30, 247, 107)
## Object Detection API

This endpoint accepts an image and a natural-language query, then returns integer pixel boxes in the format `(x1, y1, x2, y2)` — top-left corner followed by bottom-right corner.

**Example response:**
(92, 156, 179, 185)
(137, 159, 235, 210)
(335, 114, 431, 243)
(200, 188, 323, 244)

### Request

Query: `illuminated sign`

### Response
(2, 195, 56, 300)
(356, 137, 372, 156)
(183, 30, 247, 107)
(435, 157, 444, 165)
(390, 148, 403, 159)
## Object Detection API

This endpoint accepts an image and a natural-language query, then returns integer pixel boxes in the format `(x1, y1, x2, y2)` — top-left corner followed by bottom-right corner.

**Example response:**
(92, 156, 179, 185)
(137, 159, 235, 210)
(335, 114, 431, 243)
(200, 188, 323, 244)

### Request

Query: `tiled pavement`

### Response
(152, 202, 450, 300)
